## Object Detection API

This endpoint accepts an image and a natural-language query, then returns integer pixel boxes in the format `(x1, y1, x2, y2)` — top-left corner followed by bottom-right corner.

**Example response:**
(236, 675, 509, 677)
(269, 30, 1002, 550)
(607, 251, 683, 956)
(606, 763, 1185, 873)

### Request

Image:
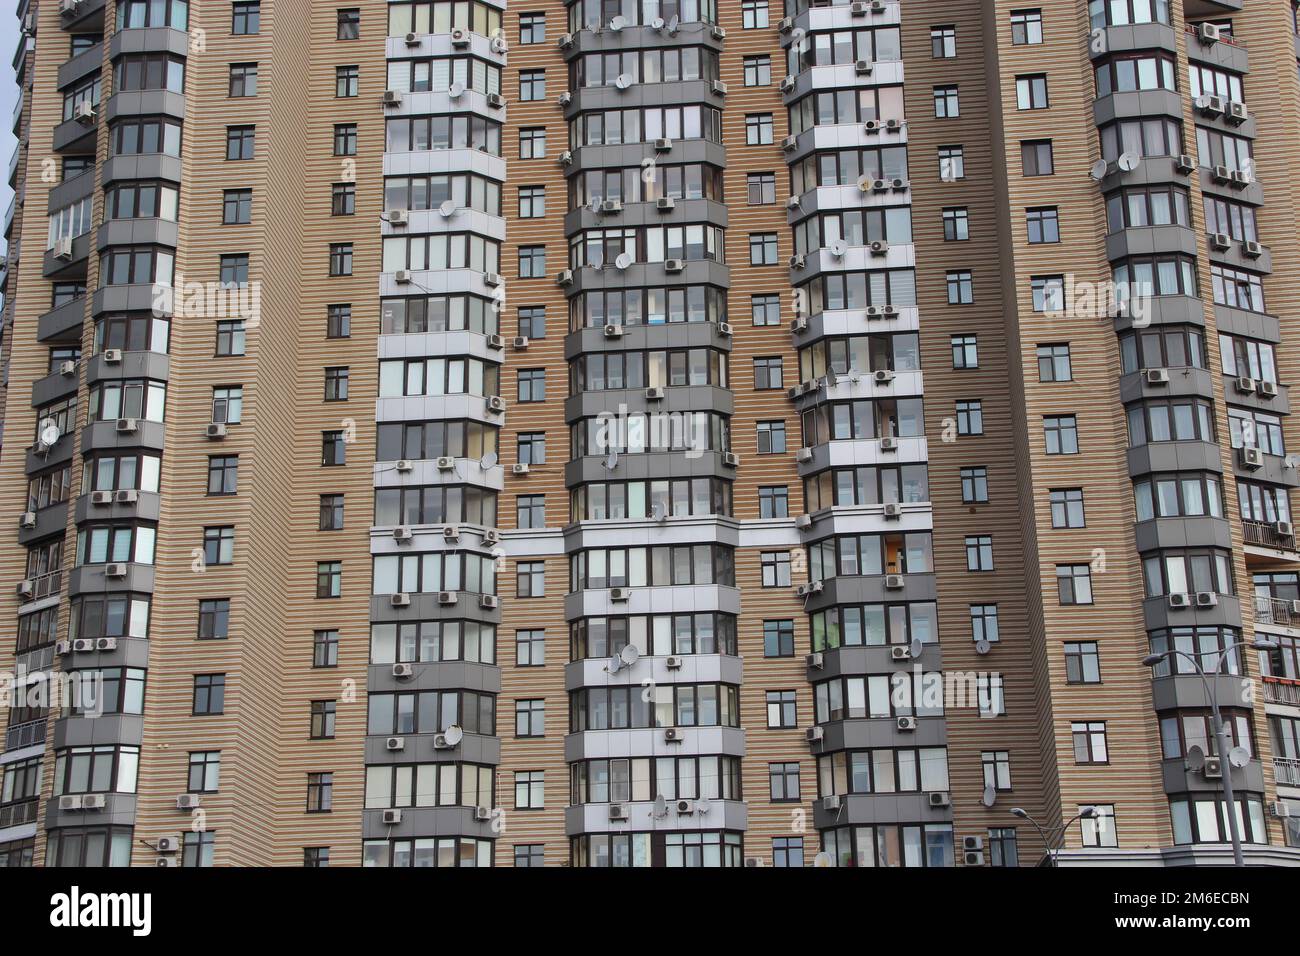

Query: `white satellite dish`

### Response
(1089, 159, 1109, 181)
(449, 81, 465, 99)
(652, 794, 668, 818)
(480, 451, 499, 469)
(615, 74, 632, 90)
(439, 200, 458, 218)
(619, 644, 639, 667)
(909, 637, 924, 660)
(590, 198, 603, 214)
(39, 422, 61, 447)
(652, 17, 666, 30)
(813, 851, 833, 868)
(605, 452, 618, 471)
(1185, 744, 1206, 772)
(695, 797, 711, 815)
(823, 370, 838, 389)
(668, 15, 679, 34)
(1228, 746, 1251, 769)
(982, 786, 997, 808)
(974, 639, 991, 656)
(610, 15, 626, 31)
(442, 725, 464, 747)
(830, 239, 848, 258)
(614, 252, 633, 270)
(606, 654, 623, 674)
(1117, 152, 1139, 172)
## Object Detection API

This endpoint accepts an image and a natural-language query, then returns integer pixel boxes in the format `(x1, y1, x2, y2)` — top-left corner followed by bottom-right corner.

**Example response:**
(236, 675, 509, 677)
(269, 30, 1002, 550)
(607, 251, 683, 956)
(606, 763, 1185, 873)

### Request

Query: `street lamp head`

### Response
(1079, 807, 1099, 820)
(1010, 807, 1028, 819)
(1252, 638, 1279, 652)
(1141, 653, 1166, 668)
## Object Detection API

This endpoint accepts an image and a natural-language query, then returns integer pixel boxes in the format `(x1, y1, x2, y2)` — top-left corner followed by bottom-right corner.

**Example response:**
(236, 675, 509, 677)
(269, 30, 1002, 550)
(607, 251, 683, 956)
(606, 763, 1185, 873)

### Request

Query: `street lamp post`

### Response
(1142, 637, 1278, 868)
(1010, 806, 1098, 867)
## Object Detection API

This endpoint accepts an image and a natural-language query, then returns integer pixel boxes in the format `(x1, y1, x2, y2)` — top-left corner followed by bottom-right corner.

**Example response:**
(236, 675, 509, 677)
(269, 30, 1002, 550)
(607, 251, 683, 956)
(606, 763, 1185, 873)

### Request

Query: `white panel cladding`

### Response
(564, 585, 741, 619)
(372, 458, 505, 491)
(569, 727, 746, 761)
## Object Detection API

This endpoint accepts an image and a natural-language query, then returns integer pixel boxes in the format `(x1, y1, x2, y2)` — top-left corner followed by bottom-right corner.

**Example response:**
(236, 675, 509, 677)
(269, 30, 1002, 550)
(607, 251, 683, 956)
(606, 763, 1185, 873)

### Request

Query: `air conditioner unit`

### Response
(19, 511, 36, 530)
(177, 794, 201, 810)
(1274, 520, 1293, 536)
(850, 0, 869, 14)
(483, 530, 501, 546)
(1167, 592, 1191, 608)
(437, 591, 457, 605)
(884, 574, 904, 590)
(1145, 367, 1170, 385)
(664, 727, 683, 743)
(559, 33, 574, 49)
(558, 92, 572, 107)
(608, 803, 629, 821)
(486, 396, 505, 414)
(711, 80, 728, 97)
(645, 386, 665, 400)
(897, 716, 917, 731)
(1213, 164, 1232, 183)
(676, 799, 696, 815)
(72, 639, 94, 653)
(807, 652, 824, 669)
(869, 240, 889, 256)
(556, 269, 574, 286)
(963, 836, 985, 852)
(795, 448, 815, 465)
(451, 28, 469, 47)
(885, 118, 903, 131)
(880, 436, 899, 451)
(779, 16, 794, 32)
(723, 452, 739, 467)
(891, 645, 911, 661)
(789, 254, 806, 269)
(442, 525, 461, 542)
(664, 258, 684, 273)
(1210, 233, 1231, 251)
(1175, 154, 1196, 174)
(1243, 240, 1263, 258)
(782, 135, 798, 152)
(395, 270, 412, 284)
(382, 809, 403, 825)
(806, 726, 824, 743)
(928, 791, 951, 808)
(1227, 101, 1248, 124)
(390, 592, 411, 607)
(383, 90, 402, 106)
(404, 32, 421, 46)
(964, 851, 985, 866)
(665, 655, 683, 669)
(792, 317, 808, 334)
(386, 736, 405, 751)
(59, 795, 83, 811)
(558, 150, 573, 166)
(387, 209, 409, 227)
(603, 324, 623, 339)
(486, 93, 504, 109)
(59, 360, 77, 376)
(1231, 170, 1250, 187)
(854, 59, 873, 75)
(780, 75, 796, 93)
(1236, 376, 1257, 394)
(205, 423, 227, 440)
(392, 662, 414, 679)
(1197, 95, 1225, 117)
(480, 595, 499, 610)
(1195, 591, 1218, 608)
(512, 463, 530, 475)
(600, 200, 623, 215)
(74, 102, 95, 124)
(90, 490, 113, 506)
(474, 805, 492, 821)
(873, 369, 895, 384)
(82, 794, 106, 810)
(17, 580, 34, 598)
(655, 138, 673, 152)
(864, 119, 881, 134)
(1203, 757, 1224, 779)
(105, 563, 127, 578)
(610, 587, 631, 602)
(656, 196, 675, 212)
(96, 638, 117, 651)
(434, 457, 453, 471)
(883, 502, 902, 519)
(1197, 22, 1221, 43)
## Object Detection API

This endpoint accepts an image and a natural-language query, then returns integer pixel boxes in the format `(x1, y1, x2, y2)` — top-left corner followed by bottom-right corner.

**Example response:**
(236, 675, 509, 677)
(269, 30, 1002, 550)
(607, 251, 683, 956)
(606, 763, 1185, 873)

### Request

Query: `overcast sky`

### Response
(2, 0, 21, 256)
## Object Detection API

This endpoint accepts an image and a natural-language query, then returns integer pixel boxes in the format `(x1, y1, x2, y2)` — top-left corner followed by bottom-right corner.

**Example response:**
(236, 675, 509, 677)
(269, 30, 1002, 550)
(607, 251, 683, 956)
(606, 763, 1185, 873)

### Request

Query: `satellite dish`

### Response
(652, 795, 668, 818)
(974, 639, 991, 656)
(668, 14, 680, 34)
(1117, 152, 1139, 172)
(442, 725, 464, 747)
(615, 73, 632, 90)
(695, 797, 711, 815)
(39, 421, 61, 447)
(439, 200, 458, 218)
(909, 637, 924, 660)
(1228, 746, 1251, 769)
(823, 370, 838, 389)
(590, 198, 603, 214)
(813, 851, 833, 868)
(1089, 159, 1109, 181)
(615, 252, 633, 270)
(982, 786, 997, 808)
(619, 644, 640, 667)
(610, 15, 626, 31)
(652, 17, 665, 30)
(480, 451, 499, 469)
(857, 175, 874, 191)
(1185, 744, 1206, 772)
(605, 452, 618, 471)
(449, 81, 465, 99)
(606, 654, 623, 674)
(830, 239, 848, 258)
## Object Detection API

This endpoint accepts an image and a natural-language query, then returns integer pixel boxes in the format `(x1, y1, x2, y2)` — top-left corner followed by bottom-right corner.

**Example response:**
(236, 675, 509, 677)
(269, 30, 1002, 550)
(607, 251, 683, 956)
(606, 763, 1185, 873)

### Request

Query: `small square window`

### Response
(336, 8, 360, 41)
(519, 12, 546, 44)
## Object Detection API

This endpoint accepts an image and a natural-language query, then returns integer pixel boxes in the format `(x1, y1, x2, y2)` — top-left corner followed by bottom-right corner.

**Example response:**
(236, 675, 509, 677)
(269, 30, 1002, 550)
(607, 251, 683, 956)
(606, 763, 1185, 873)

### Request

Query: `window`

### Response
(203, 526, 234, 566)
(933, 85, 960, 117)
(516, 630, 545, 667)
(759, 486, 789, 519)
(316, 562, 342, 599)
(193, 674, 226, 715)
(518, 185, 545, 218)
(946, 271, 973, 305)
(1057, 564, 1094, 605)
(938, 146, 965, 181)
(306, 773, 333, 812)
(1065, 642, 1101, 683)
(517, 368, 546, 403)
(327, 304, 351, 339)
(764, 620, 795, 658)
(207, 456, 238, 496)
(982, 751, 1011, 790)
(519, 127, 546, 158)
(514, 844, 544, 867)
(518, 307, 545, 339)
(1026, 207, 1059, 243)
(222, 189, 252, 225)
(988, 828, 1019, 866)
(519, 70, 545, 101)
(226, 125, 255, 160)
(329, 243, 353, 276)
(750, 234, 778, 266)
(319, 495, 344, 531)
(772, 836, 804, 867)
(766, 690, 797, 728)
(1021, 139, 1054, 175)
(331, 183, 355, 216)
(745, 114, 774, 145)
(321, 431, 346, 466)
(961, 467, 988, 503)
(1016, 74, 1049, 110)
(304, 848, 330, 867)
(335, 65, 359, 97)
(1044, 415, 1079, 454)
(198, 599, 230, 640)
(761, 551, 792, 588)
(942, 207, 969, 241)
(518, 432, 546, 465)
(956, 400, 983, 436)
(211, 386, 243, 424)
(232, 1, 259, 33)
(188, 752, 220, 793)
(1037, 344, 1072, 381)
(744, 56, 771, 87)
(1032, 275, 1064, 313)
(752, 294, 781, 326)
(216, 321, 246, 356)
(965, 535, 994, 572)
(931, 26, 956, 58)
(754, 357, 783, 390)
(336, 8, 360, 40)
(747, 173, 777, 206)
(516, 495, 545, 529)
(518, 245, 546, 277)
(517, 562, 545, 597)
(757, 420, 786, 454)
(182, 831, 215, 868)
(324, 367, 349, 401)
(334, 124, 357, 156)
(514, 770, 544, 809)
(1011, 9, 1043, 44)
(310, 700, 336, 739)
(313, 630, 339, 668)
(1072, 722, 1109, 763)
(971, 604, 999, 644)
(519, 12, 545, 44)
(1080, 805, 1118, 847)
(1050, 488, 1085, 528)
(742, 0, 769, 29)
(769, 762, 801, 802)
(229, 63, 258, 97)
(515, 699, 545, 737)
(951, 335, 978, 369)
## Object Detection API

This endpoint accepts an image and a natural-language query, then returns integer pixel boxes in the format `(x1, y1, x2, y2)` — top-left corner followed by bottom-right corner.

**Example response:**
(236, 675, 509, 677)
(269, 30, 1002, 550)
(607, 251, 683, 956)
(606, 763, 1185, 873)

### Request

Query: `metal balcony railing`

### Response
(3, 718, 45, 752)
(1275, 757, 1300, 787)
(0, 799, 38, 829)
(1263, 679, 1300, 706)
(1243, 520, 1297, 552)
(1255, 595, 1300, 627)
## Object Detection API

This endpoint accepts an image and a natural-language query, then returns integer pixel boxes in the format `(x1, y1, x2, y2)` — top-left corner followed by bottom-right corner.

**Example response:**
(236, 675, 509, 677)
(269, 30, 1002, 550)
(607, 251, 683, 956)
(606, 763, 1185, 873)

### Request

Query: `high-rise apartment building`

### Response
(1, 0, 1299, 869)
